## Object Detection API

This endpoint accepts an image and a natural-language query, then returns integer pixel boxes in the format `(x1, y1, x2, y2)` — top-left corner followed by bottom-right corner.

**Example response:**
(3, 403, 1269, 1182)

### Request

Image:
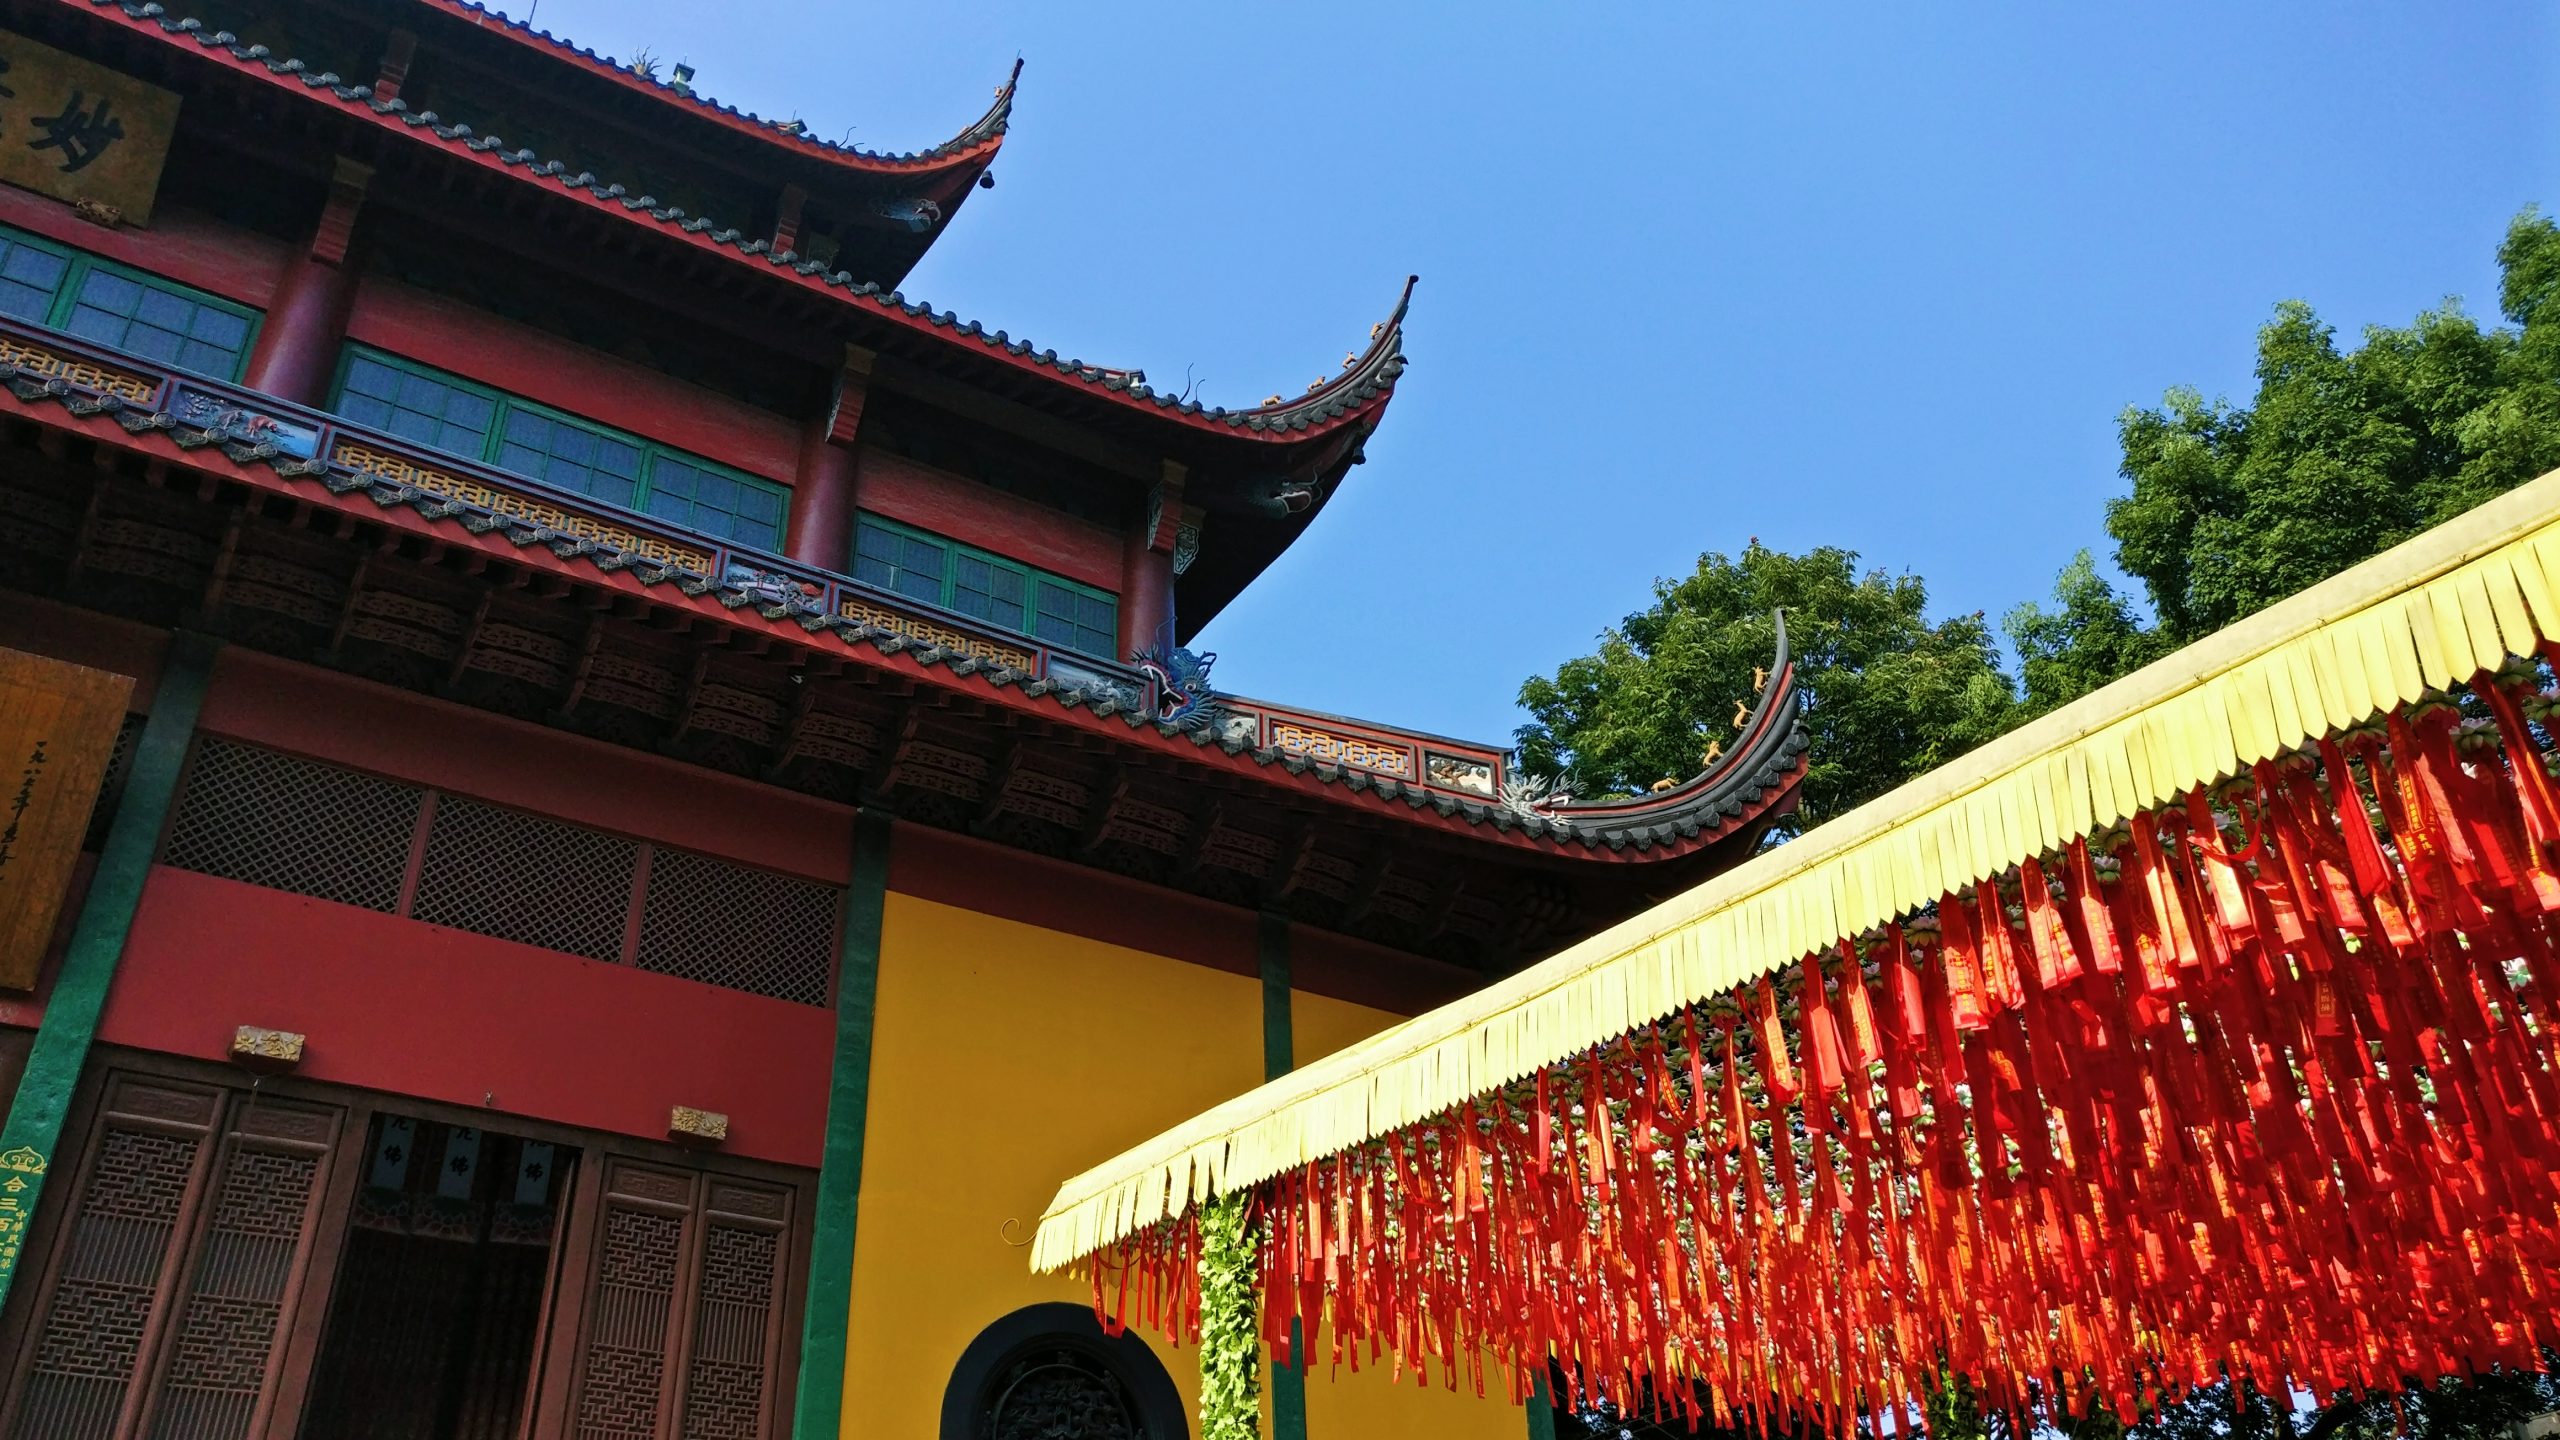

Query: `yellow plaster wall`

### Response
(847, 893, 1263, 1435)
(846, 894, 1520, 1437)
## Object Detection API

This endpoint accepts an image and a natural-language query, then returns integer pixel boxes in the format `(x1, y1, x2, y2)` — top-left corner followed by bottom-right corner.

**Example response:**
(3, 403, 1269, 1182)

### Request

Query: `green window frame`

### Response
(0, 223, 262, 381)
(327, 344, 791, 554)
(852, 513, 1119, 659)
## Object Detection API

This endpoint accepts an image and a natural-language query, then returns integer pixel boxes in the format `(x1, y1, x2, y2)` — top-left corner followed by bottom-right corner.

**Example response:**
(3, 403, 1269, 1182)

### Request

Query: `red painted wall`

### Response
(856, 449, 1122, 594)
(0, 190, 800, 486)
(110, 869, 833, 1166)
(200, 650, 851, 885)
(344, 275, 802, 485)
(0, 594, 167, 710)
(0, 193, 289, 310)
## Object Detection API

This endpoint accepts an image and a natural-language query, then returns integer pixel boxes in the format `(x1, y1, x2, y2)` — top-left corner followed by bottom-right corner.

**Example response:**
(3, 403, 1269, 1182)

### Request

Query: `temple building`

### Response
(0, 3, 1805, 1438)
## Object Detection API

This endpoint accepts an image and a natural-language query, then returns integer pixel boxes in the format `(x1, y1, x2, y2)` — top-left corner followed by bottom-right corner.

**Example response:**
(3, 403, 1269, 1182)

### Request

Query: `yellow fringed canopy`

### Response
(1030, 465, 2560, 1276)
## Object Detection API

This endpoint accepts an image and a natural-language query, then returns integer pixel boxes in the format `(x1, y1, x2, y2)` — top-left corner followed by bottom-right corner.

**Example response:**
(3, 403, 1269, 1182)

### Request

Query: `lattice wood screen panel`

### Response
(636, 851, 837, 1007)
(156, 741, 842, 1005)
(161, 740, 423, 912)
(142, 1100, 338, 1440)
(568, 1160, 794, 1440)
(10, 1077, 220, 1440)
(413, 796, 640, 963)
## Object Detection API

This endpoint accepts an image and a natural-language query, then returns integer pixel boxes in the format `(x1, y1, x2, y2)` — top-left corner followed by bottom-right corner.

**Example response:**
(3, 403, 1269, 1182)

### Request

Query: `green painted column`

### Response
(1526, 1370, 1561, 1440)
(793, 807, 893, 1440)
(1259, 910, 1309, 1440)
(0, 632, 216, 1314)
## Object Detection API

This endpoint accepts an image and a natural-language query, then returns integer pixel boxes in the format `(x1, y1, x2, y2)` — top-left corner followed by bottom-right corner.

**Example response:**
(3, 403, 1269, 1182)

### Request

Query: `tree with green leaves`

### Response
(1515, 541, 2017, 833)
(2006, 206, 2560, 714)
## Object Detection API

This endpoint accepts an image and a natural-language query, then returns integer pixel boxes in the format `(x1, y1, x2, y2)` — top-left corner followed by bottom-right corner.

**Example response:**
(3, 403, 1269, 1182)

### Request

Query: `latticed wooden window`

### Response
(411, 795, 642, 964)
(157, 740, 841, 1005)
(161, 739, 425, 913)
(324, 344, 793, 555)
(334, 351, 500, 459)
(566, 1159, 796, 1440)
(0, 221, 262, 381)
(853, 514, 1121, 660)
(5, 1075, 344, 1440)
(636, 849, 839, 1006)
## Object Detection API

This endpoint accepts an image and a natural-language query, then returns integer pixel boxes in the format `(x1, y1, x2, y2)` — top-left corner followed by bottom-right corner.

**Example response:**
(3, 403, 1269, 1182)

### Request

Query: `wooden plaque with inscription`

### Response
(0, 647, 134, 991)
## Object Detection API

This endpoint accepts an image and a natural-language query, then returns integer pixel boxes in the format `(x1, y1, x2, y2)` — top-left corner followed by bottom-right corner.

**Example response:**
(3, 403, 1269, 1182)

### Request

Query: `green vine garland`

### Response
(1199, 1191, 1262, 1440)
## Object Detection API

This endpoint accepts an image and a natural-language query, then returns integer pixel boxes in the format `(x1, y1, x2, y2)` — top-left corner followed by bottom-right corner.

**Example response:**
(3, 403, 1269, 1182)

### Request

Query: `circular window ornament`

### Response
(941, 1302, 1187, 1440)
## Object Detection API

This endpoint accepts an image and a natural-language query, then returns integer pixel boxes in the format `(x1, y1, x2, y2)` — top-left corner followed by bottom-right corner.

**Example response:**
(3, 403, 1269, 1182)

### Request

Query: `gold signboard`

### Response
(0, 648, 133, 991)
(0, 27, 180, 225)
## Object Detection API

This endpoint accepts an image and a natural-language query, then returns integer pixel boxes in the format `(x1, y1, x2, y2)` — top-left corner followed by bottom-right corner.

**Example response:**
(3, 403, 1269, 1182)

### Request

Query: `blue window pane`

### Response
(641, 488, 693, 525)
(188, 308, 249, 348)
(648, 461, 697, 501)
(63, 304, 125, 344)
(445, 390, 495, 431)
(596, 437, 643, 478)
(736, 485, 782, 526)
(396, 370, 451, 410)
(0, 278, 48, 320)
(0, 244, 66, 291)
(0, 242, 65, 321)
(135, 287, 192, 330)
(60, 268, 253, 378)
(588, 472, 639, 508)
(498, 442, 545, 474)
(732, 516, 779, 551)
(76, 270, 141, 316)
(116, 321, 183, 363)
(340, 393, 392, 428)
(386, 407, 440, 444)
(548, 423, 595, 465)
(344, 356, 400, 400)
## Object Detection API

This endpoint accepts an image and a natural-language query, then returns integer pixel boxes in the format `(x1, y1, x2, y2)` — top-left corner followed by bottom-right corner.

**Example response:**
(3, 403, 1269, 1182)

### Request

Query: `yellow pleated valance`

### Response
(1031, 466, 2560, 1274)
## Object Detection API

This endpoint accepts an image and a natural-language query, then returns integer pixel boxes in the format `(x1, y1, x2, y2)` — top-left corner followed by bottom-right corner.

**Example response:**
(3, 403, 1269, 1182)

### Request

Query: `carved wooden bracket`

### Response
(311, 156, 373, 269)
(827, 344, 876, 448)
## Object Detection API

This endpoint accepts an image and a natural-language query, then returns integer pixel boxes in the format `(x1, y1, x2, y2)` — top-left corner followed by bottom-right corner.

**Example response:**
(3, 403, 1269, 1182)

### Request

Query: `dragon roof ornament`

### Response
(1505, 611, 1809, 848)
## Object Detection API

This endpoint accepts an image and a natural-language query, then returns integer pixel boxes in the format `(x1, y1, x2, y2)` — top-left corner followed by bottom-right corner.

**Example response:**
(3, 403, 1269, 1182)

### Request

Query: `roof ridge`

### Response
(425, 1, 1017, 169)
(93, 1, 1414, 442)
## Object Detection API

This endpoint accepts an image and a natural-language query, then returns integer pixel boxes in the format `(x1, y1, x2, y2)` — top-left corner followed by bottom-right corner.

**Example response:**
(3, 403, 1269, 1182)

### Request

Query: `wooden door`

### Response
(549, 1156, 798, 1440)
(1, 1071, 345, 1440)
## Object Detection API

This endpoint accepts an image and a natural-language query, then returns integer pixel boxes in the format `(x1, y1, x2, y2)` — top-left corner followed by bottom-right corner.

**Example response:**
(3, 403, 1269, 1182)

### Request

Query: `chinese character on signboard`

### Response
(0, 28, 179, 224)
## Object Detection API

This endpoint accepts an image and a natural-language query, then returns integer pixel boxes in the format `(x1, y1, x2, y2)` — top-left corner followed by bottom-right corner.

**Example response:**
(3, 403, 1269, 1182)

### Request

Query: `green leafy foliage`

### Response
(2015, 206, 2560, 713)
(1197, 1192, 1261, 1440)
(2005, 550, 2173, 720)
(1516, 541, 2018, 831)
(1521, 207, 2560, 819)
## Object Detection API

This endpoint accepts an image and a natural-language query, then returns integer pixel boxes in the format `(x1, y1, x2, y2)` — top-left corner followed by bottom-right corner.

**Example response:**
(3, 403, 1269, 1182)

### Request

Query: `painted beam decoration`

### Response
(1035, 469, 2560, 1435)
(0, 27, 179, 224)
(0, 648, 131, 991)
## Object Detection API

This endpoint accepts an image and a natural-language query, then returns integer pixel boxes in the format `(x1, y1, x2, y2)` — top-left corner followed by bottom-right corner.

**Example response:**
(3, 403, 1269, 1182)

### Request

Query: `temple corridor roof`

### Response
(70, 0, 1411, 455)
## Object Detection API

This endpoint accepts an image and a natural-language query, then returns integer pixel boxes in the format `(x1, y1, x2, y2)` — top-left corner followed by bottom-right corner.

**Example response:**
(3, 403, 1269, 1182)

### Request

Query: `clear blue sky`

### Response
(523, 2, 2555, 749)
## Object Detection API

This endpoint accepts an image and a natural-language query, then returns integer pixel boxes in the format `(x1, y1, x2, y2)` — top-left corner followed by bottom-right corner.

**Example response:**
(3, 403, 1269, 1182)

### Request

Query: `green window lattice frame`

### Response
(853, 512, 1120, 660)
(326, 343, 791, 553)
(0, 222, 262, 382)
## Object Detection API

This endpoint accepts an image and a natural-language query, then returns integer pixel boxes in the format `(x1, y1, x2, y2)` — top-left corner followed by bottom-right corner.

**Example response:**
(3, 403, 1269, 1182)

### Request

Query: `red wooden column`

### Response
(1117, 460, 1186, 662)
(784, 346, 872, 572)
(240, 157, 370, 407)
